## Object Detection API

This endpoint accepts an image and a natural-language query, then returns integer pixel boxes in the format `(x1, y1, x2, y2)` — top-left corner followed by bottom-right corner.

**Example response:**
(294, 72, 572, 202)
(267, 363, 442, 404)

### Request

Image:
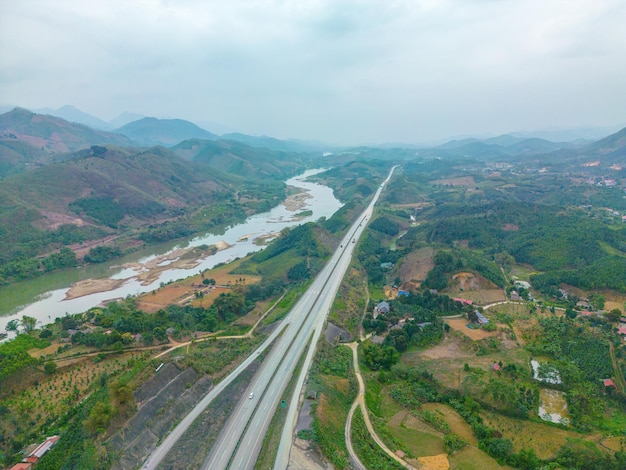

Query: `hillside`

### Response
(114, 117, 218, 146)
(35, 105, 109, 130)
(221, 132, 325, 152)
(172, 138, 306, 179)
(0, 140, 299, 283)
(435, 136, 574, 160)
(586, 126, 626, 158)
(0, 108, 133, 175)
(0, 108, 133, 152)
(0, 145, 232, 272)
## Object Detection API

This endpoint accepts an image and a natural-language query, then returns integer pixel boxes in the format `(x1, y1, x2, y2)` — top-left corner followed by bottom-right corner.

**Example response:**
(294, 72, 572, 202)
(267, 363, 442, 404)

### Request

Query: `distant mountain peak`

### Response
(114, 117, 218, 147)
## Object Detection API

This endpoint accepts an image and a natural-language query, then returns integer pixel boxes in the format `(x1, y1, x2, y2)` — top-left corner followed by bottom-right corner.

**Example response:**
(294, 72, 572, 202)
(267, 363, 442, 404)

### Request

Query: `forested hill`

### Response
(172, 138, 307, 179)
(0, 143, 294, 284)
(114, 117, 219, 147)
(0, 108, 134, 175)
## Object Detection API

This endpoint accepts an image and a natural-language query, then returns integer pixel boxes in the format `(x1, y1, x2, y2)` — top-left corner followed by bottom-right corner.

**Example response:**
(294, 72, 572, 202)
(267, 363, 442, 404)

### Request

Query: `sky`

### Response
(1, 0, 625, 144)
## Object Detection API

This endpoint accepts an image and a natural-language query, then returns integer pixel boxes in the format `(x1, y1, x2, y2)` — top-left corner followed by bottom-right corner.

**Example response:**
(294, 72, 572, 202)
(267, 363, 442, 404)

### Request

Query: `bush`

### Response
(44, 361, 57, 375)
(444, 433, 468, 455)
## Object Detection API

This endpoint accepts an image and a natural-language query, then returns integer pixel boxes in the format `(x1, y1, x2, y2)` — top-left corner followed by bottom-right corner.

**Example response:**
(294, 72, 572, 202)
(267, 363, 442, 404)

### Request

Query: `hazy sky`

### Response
(1, 0, 625, 144)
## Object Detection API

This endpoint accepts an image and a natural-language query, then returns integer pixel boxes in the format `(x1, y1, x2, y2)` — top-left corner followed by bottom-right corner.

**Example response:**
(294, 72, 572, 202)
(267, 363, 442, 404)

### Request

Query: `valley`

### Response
(0, 108, 625, 470)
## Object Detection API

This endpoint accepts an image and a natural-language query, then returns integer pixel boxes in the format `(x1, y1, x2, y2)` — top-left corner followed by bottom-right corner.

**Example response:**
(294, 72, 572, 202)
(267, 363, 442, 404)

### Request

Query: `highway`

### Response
(142, 165, 397, 470)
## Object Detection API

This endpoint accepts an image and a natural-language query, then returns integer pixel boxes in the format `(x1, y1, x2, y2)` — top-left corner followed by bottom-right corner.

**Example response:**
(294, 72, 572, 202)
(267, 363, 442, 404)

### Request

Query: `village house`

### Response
(375, 301, 390, 318)
(22, 436, 59, 465)
(9, 463, 33, 470)
(476, 312, 490, 325)
(452, 297, 473, 306)
(371, 335, 385, 345)
(510, 291, 521, 301)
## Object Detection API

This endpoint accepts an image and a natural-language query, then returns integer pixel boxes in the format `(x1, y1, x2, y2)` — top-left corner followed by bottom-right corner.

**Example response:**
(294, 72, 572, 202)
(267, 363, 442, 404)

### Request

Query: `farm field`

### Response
(136, 258, 261, 312)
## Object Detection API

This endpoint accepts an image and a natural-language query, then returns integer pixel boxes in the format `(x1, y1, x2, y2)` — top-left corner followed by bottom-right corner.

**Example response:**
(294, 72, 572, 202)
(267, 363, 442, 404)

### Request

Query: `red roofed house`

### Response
(452, 297, 473, 306)
(492, 363, 501, 371)
(24, 435, 59, 464)
(618, 326, 626, 336)
(9, 463, 33, 470)
(604, 379, 617, 389)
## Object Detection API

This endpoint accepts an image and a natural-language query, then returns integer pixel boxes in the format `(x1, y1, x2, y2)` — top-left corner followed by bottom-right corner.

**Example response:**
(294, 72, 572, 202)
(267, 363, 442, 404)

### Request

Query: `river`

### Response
(0, 169, 343, 335)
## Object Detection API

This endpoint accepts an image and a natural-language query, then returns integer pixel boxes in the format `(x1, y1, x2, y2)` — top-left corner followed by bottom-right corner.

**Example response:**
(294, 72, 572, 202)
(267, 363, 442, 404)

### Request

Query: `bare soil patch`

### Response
(136, 259, 260, 312)
(444, 272, 505, 305)
(413, 334, 473, 361)
(67, 233, 121, 260)
(450, 272, 498, 291)
(446, 319, 498, 341)
(65, 278, 126, 300)
(399, 247, 435, 285)
(418, 454, 450, 470)
(289, 438, 331, 470)
(36, 210, 88, 230)
(433, 176, 475, 187)
(391, 202, 434, 210)
(283, 187, 312, 211)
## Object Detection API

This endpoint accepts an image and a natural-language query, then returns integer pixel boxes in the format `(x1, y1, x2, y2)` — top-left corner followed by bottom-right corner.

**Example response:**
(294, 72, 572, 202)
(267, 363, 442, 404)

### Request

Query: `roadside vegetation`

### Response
(308, 157, 626, 469)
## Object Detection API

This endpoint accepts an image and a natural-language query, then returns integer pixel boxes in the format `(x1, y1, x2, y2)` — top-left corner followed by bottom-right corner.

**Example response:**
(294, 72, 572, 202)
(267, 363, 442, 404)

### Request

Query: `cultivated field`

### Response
(136, 259, 261, 313)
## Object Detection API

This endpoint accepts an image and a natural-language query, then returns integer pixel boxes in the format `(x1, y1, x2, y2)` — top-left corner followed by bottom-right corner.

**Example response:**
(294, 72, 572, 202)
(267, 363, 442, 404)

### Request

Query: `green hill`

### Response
(0, 108, 132, 151)
(172, 138, 306, 179)
(114, 117, 218, 146)
(0, 108, 133, 175)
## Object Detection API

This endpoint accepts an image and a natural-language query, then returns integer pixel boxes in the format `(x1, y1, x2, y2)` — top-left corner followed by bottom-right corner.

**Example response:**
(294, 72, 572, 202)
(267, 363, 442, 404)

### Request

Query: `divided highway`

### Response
(142, 165, 397, 470)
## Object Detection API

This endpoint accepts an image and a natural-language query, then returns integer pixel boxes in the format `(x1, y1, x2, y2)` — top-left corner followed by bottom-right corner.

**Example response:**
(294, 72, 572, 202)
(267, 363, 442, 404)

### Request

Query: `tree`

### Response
(44, 361, 57, 374)
(6, 319, 18, 332)
(214, 292, 247, 321)
(110, 380, 133, 406)
(20, 315, 37, 333)
(606, 308, 621, 323)
(362, 342, 400, 370)
(589, 293, 605, 310)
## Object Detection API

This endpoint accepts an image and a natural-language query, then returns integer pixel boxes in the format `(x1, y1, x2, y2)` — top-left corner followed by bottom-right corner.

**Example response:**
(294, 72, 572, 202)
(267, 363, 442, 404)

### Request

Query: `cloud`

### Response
(0, 0, 625, 143)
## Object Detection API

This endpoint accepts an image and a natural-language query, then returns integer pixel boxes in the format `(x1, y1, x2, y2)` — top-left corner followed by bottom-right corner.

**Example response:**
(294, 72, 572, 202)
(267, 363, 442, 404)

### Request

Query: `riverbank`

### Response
(0, 168, 343, 334)
(64, 241, 231, 300)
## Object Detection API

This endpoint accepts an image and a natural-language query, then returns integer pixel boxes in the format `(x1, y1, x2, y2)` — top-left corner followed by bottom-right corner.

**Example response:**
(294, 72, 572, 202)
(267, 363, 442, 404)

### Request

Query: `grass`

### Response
(388, 424, 445, 457)
(481, 410, 583, 459)
(352, 407, 404, 470)
(449, 446, 506, 470)
(185, 335, 265, 379)
(593, 406, 626, 435)
(309, 341, 357, 469)
(255, 338, 311, 469)
(422, 403, 478, 446)
(378, 388, 404, 420)
(258, 283, 311, 328)
(328, 265, 368, 336)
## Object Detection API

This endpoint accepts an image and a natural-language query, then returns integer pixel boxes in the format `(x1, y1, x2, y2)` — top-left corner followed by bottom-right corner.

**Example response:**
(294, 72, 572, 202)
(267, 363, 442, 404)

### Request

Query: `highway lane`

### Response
(206, 167, 397, 469)
(142, 165, 397, 470)
(203, 247, 343, 469)
(273, 165, 397, 469)
(231, 165, 398, 470)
